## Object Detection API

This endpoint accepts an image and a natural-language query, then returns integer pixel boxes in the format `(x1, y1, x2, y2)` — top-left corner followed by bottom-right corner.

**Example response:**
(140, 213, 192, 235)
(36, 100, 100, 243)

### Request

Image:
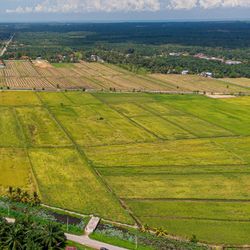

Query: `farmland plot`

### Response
(150, 74, 249, 94)
(0, 91, 250, 244)
(50, 104, 155, 146)
(0, 91, 41, 106)
(16, 107, 71, 147)
(0, 148, 33, 194)
(29, 148, 132, 223)
(0, 108, 23, 147)
(85, 139, 244, 167)
(222, 78, 250, 88)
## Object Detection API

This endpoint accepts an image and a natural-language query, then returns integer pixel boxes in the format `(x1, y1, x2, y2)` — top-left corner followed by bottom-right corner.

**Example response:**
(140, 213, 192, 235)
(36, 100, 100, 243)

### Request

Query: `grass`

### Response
(67, 241, 94, 250)
(16, 107, 71, 147)
(52, 63, 76, 68)
(105, 173, 250, 199)
(0, 108, 24, 147)
(141, 218, 250, 245)
(91, 232, 153, 250)
(131, 115, 194, 139)
(50, 104, 154, 146)
(29, 148, 132, 223)
(85, 139, 244, 167)
(126, 200, 250, 220)
(37, 92, 73, 106)
(0, 91, 41, 106)
(0, 91, 250, 244)
(0, 148, 33, 194)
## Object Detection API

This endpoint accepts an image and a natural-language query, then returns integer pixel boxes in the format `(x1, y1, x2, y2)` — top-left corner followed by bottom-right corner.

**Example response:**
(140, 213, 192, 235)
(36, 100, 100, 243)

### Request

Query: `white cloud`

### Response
(167, 0, 250, 9)
(7, 0, 160, 13)
(5, 0, 250, 13)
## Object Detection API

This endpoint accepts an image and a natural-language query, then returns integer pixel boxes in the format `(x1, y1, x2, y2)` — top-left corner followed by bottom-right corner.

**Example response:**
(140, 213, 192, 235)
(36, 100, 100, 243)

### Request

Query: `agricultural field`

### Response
(222, 78, 250, 88)
(0, 60, 250, 94)
(0, 91, 250, 245)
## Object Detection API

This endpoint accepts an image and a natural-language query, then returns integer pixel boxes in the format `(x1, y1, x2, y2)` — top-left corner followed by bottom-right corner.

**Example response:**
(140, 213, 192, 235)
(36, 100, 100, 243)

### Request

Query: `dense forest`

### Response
(1, 22, 250, 78)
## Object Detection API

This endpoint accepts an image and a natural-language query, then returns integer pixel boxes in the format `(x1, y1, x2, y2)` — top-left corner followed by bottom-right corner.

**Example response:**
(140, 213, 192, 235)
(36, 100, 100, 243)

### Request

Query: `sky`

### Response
(0, 0, 250, 22)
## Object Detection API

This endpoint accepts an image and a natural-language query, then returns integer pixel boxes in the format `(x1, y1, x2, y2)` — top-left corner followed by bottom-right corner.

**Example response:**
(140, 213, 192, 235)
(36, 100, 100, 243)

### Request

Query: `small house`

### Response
(181, 70, 189, 75)
(201, 72, 213, 78)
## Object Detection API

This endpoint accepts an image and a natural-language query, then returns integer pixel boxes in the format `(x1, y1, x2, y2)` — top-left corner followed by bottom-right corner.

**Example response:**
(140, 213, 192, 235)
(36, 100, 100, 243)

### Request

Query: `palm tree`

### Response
(21, 191, 30, 203)
(37, 223, 66, 249)
(32, 192, 41, 206)
(8, 186, 14, 198)
(0, 217, 9, 246)
(4, 223, 25, 250)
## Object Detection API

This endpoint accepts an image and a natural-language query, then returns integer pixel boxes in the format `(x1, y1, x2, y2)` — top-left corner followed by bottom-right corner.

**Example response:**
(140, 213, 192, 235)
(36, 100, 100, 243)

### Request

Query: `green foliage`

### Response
(0, 215, 66, 249)
(7, 187, 41, 206)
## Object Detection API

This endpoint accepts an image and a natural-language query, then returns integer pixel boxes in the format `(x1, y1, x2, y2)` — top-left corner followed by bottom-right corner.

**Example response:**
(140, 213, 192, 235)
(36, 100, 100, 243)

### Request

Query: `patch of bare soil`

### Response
(206, 94, 236, 99)
(32, 60, 52, 69)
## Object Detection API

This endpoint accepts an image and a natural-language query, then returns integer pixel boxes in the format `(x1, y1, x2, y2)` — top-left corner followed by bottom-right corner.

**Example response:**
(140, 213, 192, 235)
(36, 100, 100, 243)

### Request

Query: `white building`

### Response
(181, 70, 189, 75)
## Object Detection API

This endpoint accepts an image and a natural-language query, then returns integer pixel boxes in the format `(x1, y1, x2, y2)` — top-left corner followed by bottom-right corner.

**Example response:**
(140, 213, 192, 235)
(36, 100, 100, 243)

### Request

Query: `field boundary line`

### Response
(136, 102, 198, 138)
(94, 168, 142, 227)
(123, 198, 250, 202)
(12, 107, 41, 195)
(92, 93, 162, 140)
(164, 101, 237, 135)
(94, 163, 249, 169)
(211, 140, 247, 164)
(83, 134, 247, 149)
(35, 92, 136, 225)
(139, 215, 250, 222)
(99, 170, 250, 176)
(217, 78, 250, 91)
(104, 63, 179, 90)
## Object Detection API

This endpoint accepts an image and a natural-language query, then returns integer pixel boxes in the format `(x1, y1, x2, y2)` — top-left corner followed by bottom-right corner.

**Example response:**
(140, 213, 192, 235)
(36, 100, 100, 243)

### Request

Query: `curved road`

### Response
(66, 233, 128, 250)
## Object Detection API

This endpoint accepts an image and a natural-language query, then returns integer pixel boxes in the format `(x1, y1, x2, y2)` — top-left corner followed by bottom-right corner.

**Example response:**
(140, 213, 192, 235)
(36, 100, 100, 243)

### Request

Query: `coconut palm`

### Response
(0, 217, 9, 246)
(37, 223, 66, 249)
(4, 223, 25, 250)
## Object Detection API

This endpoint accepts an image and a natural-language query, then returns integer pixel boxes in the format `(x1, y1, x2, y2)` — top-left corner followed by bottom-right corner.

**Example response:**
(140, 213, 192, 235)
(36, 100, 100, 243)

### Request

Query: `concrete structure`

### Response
(85, 216, 100, 235)
(181, 70, 189, 75)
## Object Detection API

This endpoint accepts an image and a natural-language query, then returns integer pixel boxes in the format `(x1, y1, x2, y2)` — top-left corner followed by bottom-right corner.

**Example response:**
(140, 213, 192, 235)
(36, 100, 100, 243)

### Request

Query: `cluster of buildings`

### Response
(194, 53, 242, 65)
(90, 55, 105, 63)
(181, 70, 213, 78)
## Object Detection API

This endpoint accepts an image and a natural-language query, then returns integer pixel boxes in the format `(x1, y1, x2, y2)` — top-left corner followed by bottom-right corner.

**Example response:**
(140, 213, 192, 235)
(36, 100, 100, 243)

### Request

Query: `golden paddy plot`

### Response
(0, 91, 249, 244)
(16, 107, 71, 147)
(85, 138, 244, 167)
(29, 148, 132, 223)
(0, 108, 24, 147)
(0, 148, 33, 194)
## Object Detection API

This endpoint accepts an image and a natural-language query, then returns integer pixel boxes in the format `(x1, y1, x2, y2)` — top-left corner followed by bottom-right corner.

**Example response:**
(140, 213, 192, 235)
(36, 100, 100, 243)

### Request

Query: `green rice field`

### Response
(0, 90, 250, 245)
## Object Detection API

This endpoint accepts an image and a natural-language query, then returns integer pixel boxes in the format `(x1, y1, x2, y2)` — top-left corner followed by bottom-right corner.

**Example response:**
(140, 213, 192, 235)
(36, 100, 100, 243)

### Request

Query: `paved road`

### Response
(0, 34, 15, 57)
(66, 233, 128, 250)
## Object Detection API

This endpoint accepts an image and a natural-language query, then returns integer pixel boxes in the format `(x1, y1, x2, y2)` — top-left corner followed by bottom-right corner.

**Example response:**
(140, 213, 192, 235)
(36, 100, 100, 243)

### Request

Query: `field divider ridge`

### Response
(91, 93, 162, 140)
(34, 92, 137, 225)
(12, 107, 41, 195)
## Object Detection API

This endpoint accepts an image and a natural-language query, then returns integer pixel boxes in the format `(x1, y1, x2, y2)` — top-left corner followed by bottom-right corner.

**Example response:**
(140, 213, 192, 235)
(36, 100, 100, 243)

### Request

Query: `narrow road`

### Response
(66, 233, 128, 250)
(5, 217, 128, 250)
(0, 34, 15, 57)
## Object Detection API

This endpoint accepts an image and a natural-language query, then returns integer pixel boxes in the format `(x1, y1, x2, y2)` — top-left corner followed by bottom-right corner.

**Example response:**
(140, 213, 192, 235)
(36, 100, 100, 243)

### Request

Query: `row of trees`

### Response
(88, 49, 250, 78)
(7, 187, 41, 206)
(0, 216, 66, 249)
